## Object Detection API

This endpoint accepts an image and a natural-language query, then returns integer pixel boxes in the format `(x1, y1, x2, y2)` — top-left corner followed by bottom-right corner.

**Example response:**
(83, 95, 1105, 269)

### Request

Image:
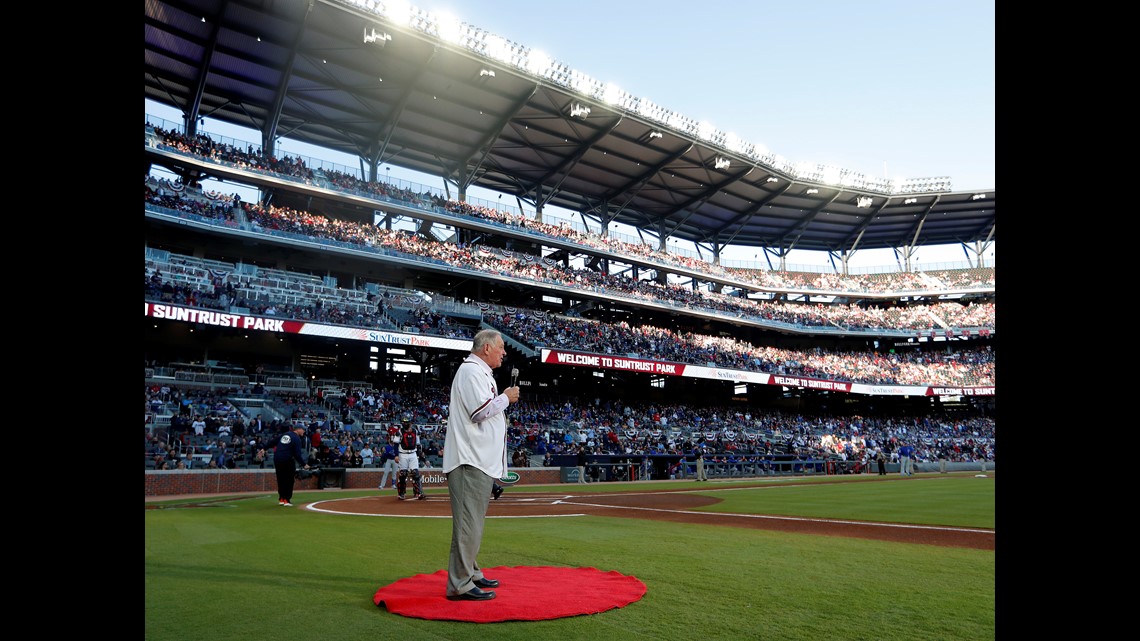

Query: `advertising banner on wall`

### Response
(145, 302, 473, 351)
(539, 348, 994, 397)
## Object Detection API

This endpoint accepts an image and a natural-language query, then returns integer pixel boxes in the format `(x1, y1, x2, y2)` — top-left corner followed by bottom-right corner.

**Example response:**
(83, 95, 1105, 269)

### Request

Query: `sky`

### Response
(145, 0, 995, 271)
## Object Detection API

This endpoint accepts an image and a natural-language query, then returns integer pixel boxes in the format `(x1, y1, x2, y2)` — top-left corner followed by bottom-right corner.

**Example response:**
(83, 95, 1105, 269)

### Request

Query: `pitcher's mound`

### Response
(374, 565, 646, 622)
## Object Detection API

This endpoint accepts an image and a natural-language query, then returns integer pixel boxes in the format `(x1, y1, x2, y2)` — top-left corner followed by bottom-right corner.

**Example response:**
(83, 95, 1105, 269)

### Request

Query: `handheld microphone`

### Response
(511, 367, 519, 387)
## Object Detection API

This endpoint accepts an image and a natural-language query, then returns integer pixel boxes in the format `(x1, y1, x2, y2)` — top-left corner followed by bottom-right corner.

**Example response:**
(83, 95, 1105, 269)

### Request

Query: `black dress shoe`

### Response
(474, 577, 499, 588)
(447, 586, 495, 601)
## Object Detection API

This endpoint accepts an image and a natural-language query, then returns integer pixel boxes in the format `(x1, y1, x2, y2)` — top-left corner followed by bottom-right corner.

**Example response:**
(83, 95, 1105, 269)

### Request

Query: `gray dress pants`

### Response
(446, 464, 495, 596)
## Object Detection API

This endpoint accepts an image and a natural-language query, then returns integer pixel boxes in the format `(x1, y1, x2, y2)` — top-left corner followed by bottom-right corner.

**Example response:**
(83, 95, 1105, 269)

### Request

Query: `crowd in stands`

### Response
(145, 177, 995, 335)
(145, 380, 995, 473)
(486, 310, 993, 387)
(146, 123, 997, 475)
(440, 198, 995, 294)
(145, 243, 477, 340)
(148, 125, 316, 185)
(146, 122, 995, 296)
(147, 181, 994, 383)
(146, 241, 994, 387)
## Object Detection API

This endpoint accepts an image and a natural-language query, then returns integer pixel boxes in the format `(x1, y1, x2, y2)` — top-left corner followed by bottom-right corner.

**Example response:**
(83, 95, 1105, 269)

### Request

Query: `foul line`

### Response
(302, 490, 993, 534)
(555, 499, 995, 534)
(305, 498, 585, 519)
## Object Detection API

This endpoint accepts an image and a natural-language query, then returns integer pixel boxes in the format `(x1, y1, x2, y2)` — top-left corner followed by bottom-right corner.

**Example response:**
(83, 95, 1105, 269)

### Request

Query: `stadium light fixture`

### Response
(365, 0, 959, 194)
(570, 103, 591, 119)
(364, 27, 392, 44)
(715, 157, 731, 170)
(640, 131, 664, 144)
(602, 83, 623, 106)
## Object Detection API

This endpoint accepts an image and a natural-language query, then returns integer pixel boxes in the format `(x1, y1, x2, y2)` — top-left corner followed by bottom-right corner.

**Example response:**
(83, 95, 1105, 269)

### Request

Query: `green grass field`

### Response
(145, 474, 994, 641)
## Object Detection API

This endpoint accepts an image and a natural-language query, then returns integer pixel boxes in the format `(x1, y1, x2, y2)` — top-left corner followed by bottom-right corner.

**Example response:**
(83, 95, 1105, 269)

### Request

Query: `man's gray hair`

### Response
(471, 328, 502, 353)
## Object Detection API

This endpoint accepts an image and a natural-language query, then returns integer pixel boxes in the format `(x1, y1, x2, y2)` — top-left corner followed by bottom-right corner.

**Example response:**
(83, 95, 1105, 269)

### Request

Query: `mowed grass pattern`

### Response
(145, 474, 994, 641)
(692, 475, 995, 528)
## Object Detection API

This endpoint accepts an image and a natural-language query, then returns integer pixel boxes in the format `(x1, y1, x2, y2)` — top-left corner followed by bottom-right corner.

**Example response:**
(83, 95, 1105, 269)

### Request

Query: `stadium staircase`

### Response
(487, 321, 539, 358)
(927, 310, 951, 330)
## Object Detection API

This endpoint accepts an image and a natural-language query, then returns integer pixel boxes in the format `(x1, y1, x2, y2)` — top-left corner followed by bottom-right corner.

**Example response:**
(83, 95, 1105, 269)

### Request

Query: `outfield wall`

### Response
(145, 467, 561, 497)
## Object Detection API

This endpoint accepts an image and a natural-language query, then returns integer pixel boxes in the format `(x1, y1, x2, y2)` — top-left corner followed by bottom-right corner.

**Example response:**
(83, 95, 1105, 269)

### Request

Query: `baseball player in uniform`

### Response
(396, 422, 425, 500)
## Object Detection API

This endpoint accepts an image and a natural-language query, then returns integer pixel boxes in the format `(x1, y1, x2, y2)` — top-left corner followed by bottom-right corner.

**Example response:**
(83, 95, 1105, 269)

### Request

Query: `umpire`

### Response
(274, 425, 309, 507)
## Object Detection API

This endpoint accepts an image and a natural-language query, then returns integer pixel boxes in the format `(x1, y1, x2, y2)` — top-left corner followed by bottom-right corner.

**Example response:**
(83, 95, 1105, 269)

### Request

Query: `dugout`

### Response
(316, 467, 346, 488)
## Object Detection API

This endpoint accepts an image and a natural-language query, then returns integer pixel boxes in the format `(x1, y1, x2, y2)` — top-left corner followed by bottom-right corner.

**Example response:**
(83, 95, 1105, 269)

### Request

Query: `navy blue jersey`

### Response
(275, 430, 308, 466)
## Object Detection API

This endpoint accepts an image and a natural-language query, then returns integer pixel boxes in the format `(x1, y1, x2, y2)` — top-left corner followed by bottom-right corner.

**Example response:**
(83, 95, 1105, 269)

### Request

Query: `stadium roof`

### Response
(144, 0, 995, 259)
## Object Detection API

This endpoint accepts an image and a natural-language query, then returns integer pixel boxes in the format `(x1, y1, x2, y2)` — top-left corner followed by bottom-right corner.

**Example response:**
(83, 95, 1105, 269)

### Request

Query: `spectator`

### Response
(214, 447, 235, 470)
(576, 445, 589, 484)
(343, 445, 362, 468)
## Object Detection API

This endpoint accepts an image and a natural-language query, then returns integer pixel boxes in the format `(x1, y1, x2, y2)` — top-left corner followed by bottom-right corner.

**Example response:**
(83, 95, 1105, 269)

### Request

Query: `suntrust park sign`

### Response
(146, 302, 291, 331)
(363, 330, 436, 346)
(145, 302, 472, 351)
(771, 376, 851, 392)
(930, 386, 995, 396)
(541, 349, 684, 375)
(540, 348, 994, 397)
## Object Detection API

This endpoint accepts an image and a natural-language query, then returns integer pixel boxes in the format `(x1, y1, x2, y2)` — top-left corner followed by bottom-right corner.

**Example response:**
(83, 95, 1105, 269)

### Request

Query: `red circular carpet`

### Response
(373, 565, 647, 622)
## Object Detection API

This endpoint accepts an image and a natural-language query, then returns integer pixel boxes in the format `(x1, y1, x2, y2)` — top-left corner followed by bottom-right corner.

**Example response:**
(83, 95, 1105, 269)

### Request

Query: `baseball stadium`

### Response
(144, 1, 996, 639)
